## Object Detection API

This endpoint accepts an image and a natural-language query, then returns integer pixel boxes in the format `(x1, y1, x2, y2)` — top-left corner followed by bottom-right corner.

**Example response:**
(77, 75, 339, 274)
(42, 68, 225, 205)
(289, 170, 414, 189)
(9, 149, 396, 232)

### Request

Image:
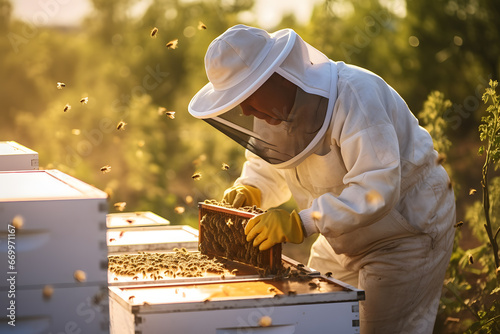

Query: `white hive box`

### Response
(107, 212, 198, 253)
(0, 169, 109, 333)
(108, 256, 364, 334)
(0, 141, 39, 171)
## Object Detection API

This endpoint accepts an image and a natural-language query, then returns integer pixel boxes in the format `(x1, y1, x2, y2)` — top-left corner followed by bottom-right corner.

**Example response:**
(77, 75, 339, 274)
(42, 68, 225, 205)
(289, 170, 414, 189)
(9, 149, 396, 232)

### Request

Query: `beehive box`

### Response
(198, 202, 282, 274)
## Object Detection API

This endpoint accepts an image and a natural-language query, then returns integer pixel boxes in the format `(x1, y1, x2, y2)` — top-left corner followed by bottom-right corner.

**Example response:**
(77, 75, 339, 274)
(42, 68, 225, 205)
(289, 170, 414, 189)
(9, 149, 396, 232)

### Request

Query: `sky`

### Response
(11, 0, 323, 29)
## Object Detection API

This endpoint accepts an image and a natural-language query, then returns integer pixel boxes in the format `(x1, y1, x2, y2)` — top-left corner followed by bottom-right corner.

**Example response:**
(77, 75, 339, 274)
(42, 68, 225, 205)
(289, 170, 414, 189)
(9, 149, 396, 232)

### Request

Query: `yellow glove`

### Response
(222, 185, 261, 208)
(245, 209, 304, 251)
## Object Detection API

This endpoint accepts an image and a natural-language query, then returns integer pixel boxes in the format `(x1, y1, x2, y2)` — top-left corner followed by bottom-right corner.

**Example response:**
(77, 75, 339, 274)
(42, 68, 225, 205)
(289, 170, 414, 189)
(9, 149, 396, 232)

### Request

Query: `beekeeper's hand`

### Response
(245, 209, 304, 251)
(223, 185, 261, 208)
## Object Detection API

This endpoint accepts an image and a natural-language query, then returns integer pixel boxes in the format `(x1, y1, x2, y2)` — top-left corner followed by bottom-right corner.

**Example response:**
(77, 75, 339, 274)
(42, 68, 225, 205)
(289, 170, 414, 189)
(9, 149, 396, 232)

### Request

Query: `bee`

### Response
(365, 189, 383, 206)
(436, 153, 446, 165)
(166, 39, 178, 49)
(56, 82, 66, 89)
(469, 188, 477, 195)
(198, 21, 207, 30)
(126, 219, 134, 224)
(308, 282, 320, 289)
(297, 263, 305, 269)
(114, 277, 118, 281)
(109, 238, 116, 242)
(468, 254, 474, 265)
(150, 27, 158, 38)
(325, 272, 333, 278)
(174, 206, 185, 214)
(114, 202, 127, 211)
(203, 298, 210, 303)
(268, 287, 276, 293)
(454, 221, 464, 228)
(42, 285, 54, 300)
(116, 121, 127, 130)
(185, 195, 193, 204)
(73, 270, 87, 283)
(119, 231, 125, 238)
(11, 215, 24, 229)
(231, 269, 238, 275)
(192, 172, 202, 180)
(165, 111, 176, 119)
(63, 104, 71, 112)
(128, 296, 135, 301)
(100, 165, 111, 173)
(308, 211, 322, 223)
(287, 290, 297, 296)
(258, 316, 272, 327)
(221, 162, 230, 170)
(80, 97, 88, 105)
(226, 218, 233, 227)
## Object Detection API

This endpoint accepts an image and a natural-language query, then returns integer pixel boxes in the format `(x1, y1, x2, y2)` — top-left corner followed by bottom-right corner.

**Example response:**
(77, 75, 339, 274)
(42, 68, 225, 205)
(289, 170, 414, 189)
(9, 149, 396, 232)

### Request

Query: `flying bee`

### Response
(311, 211, 322, 221)
(454, 221, 464, 228)
(80, 97, 88, 105)
(116, 121, 127, 130)
(63, 104, 71, 112)
(165, 111, 176, 119)
(198, 21, 207, 30)
(365, 189, 383, 206)
(185, 195, 193, 204)
(468, 254, 474, 265)
(174, 206, 185, 214)
(56, 82, 66, 89)
(226, 218, 233, 227)
(42, 285, 54, 300)
(192, 172, 202, 180)
(469, 188, 477, 195)
(73, 270, 87, 283)
(150, 27, 158, 38)
(166, 39, 178, 49)
(436, 153, 446, 165)
(100, 165, 111, 173)
(11, 215, 24, 229)
(221, 162, 230, 170)
(114, 202, 127, 211)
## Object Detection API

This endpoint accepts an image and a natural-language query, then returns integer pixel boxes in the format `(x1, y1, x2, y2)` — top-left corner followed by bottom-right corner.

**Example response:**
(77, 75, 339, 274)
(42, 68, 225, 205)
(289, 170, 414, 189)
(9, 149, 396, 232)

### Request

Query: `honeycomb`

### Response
(199, 200, 282, 273)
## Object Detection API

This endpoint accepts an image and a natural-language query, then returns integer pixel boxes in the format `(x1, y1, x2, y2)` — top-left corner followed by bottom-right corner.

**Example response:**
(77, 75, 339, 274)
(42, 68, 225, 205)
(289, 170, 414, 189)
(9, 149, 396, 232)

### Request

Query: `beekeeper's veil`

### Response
(188, 24, 338, 169)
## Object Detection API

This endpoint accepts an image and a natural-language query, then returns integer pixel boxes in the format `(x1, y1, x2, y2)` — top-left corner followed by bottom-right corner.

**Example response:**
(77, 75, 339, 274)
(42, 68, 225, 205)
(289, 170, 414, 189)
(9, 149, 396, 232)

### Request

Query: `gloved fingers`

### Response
(252, 230, 269, 248)
(232, 191, 246, 208)
(245, 216, 264, 241)
(258, 239, 276, 251)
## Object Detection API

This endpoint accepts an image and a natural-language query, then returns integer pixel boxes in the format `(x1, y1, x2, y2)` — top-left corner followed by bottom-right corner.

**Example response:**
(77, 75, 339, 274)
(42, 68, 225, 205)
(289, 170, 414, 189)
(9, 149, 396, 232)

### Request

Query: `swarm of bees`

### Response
(108, 249, 229, 280)
(199, 200, 279, 271)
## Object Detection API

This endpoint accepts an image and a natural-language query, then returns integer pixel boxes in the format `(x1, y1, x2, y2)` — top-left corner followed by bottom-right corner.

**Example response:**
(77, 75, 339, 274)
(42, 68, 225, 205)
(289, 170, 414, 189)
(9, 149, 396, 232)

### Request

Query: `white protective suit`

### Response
(233, 61, 456, 333)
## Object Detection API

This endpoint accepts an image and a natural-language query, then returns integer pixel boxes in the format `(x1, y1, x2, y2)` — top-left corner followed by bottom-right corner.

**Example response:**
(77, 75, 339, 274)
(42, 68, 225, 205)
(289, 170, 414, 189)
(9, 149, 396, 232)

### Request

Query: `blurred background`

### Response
(1, 1, 499, 331)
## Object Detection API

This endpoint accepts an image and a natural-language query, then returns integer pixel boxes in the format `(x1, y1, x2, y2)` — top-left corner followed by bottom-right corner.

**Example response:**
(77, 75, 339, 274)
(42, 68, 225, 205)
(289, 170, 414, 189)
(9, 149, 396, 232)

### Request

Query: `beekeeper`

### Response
(188, 24, 456, 333)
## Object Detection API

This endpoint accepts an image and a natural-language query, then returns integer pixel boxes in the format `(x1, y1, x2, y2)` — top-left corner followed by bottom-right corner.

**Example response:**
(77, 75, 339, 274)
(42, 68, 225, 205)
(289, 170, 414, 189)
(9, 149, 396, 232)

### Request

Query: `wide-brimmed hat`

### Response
(188, 24, 297, 118)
